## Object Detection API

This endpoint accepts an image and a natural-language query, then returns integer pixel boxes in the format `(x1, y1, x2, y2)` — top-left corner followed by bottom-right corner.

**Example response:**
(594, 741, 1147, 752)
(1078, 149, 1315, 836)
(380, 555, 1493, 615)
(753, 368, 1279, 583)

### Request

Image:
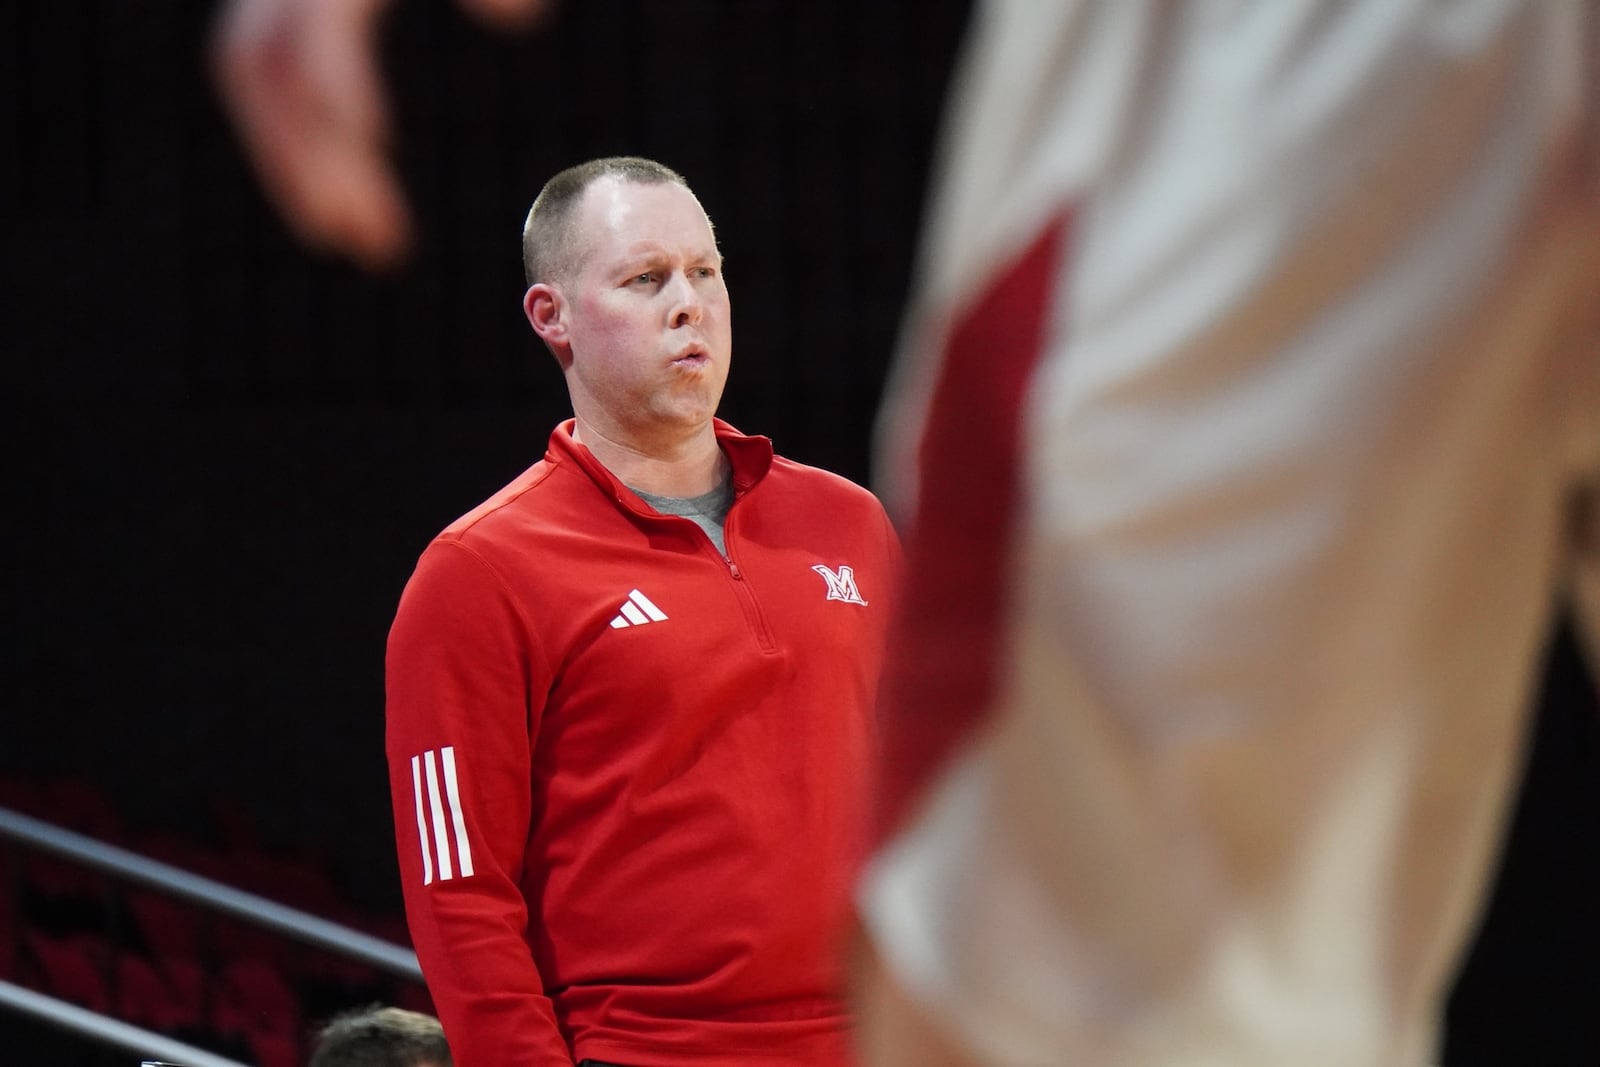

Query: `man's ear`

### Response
(524, 283, 572, 368)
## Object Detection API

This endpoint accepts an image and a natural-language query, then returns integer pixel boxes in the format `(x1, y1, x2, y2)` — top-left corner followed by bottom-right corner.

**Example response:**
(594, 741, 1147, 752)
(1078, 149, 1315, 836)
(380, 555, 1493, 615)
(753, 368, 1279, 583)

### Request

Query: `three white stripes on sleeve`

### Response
(410, 746, 474, 884)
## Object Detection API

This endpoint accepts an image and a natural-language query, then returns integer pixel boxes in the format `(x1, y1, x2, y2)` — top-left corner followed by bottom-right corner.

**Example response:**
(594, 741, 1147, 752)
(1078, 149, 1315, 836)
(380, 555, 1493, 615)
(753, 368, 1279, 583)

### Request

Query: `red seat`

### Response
(128, 889, 204, 962)
(19, 849, 105, 900)
(208, 959, 307, 1067)
(211, 913, 303, 972)
(25, 931, 111, 1013)
(117, 951, 203, 1031)
(294, 938, 384, 988)
(156, 953, 207, 1010)
(0, 882, 15, 980)
(223, 847, 343, 914)
(246, 1029, 304, 1067)
(213, 956, 303, 1036)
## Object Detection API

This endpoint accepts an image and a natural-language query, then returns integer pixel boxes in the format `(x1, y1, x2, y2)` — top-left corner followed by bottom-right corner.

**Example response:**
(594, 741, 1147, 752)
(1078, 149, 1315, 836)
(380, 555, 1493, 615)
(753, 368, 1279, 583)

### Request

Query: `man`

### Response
(308, 1005, 453, 1067)
(856, 2, 1599, 1066)
(385, 156, 899, 1066)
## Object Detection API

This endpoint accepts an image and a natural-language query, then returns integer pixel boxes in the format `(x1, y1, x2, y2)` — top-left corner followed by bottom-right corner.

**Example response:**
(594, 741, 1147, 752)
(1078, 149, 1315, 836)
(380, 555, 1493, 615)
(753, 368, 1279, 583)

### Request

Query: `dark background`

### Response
(3, 1, 1596, 1062)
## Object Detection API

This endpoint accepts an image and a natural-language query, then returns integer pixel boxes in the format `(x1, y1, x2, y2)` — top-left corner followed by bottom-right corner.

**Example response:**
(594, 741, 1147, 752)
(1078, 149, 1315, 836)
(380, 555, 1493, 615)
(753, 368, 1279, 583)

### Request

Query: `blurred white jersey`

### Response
(863, 2, 1600, 1065)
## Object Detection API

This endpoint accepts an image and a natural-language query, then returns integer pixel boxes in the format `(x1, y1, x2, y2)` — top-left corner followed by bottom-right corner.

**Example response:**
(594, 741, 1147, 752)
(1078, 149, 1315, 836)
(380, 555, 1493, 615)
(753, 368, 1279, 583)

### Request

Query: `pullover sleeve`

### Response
(385, 539, 573, 1067)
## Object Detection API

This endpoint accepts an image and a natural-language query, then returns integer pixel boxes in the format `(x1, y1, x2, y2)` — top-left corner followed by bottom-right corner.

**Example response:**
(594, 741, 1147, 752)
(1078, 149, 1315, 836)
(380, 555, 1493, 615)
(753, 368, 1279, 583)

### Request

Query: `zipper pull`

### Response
(726, 558, 743, 579)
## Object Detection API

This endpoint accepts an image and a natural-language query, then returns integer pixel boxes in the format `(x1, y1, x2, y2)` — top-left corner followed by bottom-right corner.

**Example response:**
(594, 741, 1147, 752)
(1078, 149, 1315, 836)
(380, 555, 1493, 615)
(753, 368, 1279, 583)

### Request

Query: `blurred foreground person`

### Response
(385, 157, 898, 1065)
(308, 1005, 453, 1067)
(858, 2, 1600, 1065)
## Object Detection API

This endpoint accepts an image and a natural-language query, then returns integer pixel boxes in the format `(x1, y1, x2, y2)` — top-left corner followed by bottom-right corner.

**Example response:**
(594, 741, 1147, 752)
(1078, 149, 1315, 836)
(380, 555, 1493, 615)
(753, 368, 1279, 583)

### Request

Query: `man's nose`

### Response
(668, 272, 703, 327)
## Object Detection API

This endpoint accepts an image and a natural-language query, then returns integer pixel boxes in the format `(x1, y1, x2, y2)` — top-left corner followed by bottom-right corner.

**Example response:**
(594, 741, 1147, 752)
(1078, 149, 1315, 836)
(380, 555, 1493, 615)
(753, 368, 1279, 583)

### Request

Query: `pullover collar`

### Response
(547, 418, 775, 512)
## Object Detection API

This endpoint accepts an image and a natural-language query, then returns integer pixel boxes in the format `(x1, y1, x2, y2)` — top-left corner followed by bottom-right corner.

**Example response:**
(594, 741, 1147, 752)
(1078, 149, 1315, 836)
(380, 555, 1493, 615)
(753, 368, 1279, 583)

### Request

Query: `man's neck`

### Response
(572, 417, 728, 497)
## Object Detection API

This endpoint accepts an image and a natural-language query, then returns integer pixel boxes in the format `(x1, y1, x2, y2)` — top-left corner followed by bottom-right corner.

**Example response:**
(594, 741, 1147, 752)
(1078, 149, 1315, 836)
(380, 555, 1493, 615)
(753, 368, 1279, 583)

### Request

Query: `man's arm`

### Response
(208, 0, 547, 269)
(386, 538, 573, 1066)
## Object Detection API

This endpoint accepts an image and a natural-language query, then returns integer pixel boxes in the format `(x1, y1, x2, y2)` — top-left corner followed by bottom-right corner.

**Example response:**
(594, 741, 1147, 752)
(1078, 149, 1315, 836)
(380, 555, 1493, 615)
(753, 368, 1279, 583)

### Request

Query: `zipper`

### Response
(720, 521, 778, 654)
(624, 488, 778, 652)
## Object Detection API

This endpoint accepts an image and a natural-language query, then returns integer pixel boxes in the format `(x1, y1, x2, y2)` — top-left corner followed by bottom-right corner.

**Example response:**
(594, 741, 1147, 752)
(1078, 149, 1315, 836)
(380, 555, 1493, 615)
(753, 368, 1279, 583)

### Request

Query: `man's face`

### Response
(557, 176, 732, 447)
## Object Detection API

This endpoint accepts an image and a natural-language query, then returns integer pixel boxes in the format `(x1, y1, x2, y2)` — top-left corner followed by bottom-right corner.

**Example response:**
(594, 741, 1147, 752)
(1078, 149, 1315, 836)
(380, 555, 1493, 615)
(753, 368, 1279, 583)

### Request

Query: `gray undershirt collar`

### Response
(630, 479, 734, 555)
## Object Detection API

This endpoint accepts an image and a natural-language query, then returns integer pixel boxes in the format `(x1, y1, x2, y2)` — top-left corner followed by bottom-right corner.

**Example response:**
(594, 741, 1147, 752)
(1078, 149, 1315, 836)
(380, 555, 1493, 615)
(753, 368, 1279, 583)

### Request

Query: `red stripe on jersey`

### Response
(875, 209, 1073, 840)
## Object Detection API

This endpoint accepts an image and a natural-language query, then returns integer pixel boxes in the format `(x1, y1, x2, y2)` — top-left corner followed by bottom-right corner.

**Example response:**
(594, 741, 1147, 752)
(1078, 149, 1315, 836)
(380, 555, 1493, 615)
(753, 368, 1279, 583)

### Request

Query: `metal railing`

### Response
(0, 980, 251, 1067)
(0, 802, 424, 1062)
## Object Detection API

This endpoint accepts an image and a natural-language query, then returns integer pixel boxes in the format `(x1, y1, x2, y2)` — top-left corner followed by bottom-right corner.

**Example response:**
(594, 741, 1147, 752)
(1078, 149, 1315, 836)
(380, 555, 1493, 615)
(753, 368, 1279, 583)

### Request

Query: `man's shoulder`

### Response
(435, 453, 575, 545)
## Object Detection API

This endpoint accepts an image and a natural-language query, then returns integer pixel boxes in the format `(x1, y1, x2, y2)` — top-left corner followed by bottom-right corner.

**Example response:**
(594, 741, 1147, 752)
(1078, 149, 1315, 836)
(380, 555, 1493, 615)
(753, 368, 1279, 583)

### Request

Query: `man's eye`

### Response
(632, 273, 655, 284)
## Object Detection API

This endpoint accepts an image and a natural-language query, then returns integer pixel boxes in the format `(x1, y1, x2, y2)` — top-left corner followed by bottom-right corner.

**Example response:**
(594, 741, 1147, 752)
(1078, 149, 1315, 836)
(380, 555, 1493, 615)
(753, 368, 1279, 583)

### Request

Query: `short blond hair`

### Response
(521, 156, 694, 286)
(307, 1004, 453, 1067)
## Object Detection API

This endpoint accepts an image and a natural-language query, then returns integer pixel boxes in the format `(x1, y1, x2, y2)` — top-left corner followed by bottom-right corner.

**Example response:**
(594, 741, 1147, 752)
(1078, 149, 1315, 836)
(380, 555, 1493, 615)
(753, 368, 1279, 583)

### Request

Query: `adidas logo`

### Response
(609, 589, 669, 629)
